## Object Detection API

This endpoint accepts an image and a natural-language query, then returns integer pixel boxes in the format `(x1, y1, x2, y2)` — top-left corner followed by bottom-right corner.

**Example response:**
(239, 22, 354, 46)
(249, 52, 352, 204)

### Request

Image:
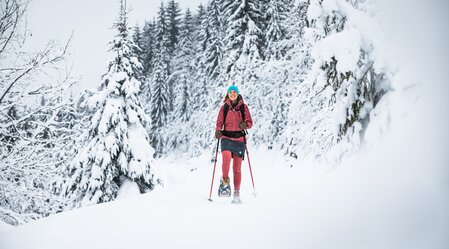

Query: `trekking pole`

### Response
(208, 139, 220, 202)
(243, 132, 257, 197)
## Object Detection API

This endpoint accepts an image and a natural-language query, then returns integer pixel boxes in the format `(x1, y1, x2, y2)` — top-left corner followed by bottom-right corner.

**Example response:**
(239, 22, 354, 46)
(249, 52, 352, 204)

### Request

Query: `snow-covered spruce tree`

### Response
(131, 24, 145, 83)
(166, 0, 182, 55)
(161, 1, 182, 114)
(149, 3, 171, 157)
(195, 3, 210, 53)
(141, 20, 156, 79)
(194, 3, 206, 28)
(163, 8, 195, 155)
(149, 51, 170, 157)
(192, 3, 213, 104)
(220, 0, 234, 31)
(192, 3, 211, 86)
(139, 19, 157, 112)
(264, 0, 294, 60)
(286, 0, 391, 163)
(223, 0, 265, 76)
(175, 2, 225, 158)
(172, 8, 195, 123)
(204, 0, 225, 79)
(63, 1, 159, 207)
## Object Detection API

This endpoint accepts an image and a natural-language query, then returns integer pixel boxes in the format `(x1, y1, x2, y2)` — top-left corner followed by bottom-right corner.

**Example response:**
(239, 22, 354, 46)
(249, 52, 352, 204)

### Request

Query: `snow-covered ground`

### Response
(0, 221, 12, 234)
(1, 114, 447, 249)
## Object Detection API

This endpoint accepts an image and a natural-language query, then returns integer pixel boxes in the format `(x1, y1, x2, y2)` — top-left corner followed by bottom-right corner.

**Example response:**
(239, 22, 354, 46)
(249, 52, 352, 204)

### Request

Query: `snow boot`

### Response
(231, 190, 242, 204)
(218, 177, 231, 197)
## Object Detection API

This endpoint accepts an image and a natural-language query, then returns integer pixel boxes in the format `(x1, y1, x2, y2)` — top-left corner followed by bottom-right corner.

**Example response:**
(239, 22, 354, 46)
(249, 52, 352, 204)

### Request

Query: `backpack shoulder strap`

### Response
(223, 104, 229, 123)
(240, 104, 245, 121)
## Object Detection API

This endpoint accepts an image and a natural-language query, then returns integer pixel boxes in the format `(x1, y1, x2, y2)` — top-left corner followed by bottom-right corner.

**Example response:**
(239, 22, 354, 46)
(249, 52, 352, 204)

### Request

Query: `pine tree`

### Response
(223, 0, 265, 74)
(141, 20, 156, 78)
(204, 0, 225, 79)
(199, 5, 212, 53)
(195, 4, 206, 30)
(162, 8, 196, 153)
(63, 0, 159, 207)
(132, 24, 144, 82)
(264, 0, 293, 60)
(191, 3, 209, 109)
(155, 2, 175, 112)
(173, 8, 195, 122)
(166, 0, 182, 55)
(149, 2, 171, 157)
(149, 53, 170, 157)
(139, 19, 157, 109)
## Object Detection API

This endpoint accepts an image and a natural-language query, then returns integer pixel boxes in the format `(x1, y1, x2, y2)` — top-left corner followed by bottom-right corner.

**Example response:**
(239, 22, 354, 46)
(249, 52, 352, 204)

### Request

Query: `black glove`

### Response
(238, 122, 248, 130)
(215, 130, 222, 139)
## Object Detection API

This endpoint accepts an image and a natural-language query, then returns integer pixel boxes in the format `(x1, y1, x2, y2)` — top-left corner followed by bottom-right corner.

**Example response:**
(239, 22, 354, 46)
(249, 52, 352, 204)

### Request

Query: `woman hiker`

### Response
(215, 85, 253, 204)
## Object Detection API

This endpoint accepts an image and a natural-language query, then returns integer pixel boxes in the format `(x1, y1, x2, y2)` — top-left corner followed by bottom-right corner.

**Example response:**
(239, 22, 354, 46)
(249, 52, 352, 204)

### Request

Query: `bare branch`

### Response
(0, 0, 29, 55)
(0, 1, 72, 104)
(0, 36, 72, 103)
(0, 65, 33, 103)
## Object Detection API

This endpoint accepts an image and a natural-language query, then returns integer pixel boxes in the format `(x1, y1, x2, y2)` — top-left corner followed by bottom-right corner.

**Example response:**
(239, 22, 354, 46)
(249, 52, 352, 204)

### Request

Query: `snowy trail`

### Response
(0, 148, 447, 249)
(0, 149, 309, 249)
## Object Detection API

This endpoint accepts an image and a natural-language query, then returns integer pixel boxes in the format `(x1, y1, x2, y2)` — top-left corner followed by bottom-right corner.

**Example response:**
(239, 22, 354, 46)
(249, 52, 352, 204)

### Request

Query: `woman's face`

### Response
(228, 90, 238, 101)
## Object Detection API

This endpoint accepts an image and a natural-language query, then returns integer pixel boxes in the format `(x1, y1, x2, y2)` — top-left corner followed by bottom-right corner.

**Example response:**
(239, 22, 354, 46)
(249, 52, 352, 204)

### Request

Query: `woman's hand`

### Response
(239, 122, 248, 130)
(215, 130, 222, 139)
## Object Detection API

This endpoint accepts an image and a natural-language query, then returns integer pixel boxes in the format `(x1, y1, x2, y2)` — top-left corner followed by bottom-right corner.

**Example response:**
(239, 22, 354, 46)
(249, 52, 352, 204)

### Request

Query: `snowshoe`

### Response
(231, 191, 242, 204)
(218, 177, 231, 197)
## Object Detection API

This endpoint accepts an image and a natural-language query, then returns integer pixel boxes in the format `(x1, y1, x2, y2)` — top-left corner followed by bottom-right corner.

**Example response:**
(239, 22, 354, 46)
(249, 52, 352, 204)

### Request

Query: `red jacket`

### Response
(216, 97, 253, 142)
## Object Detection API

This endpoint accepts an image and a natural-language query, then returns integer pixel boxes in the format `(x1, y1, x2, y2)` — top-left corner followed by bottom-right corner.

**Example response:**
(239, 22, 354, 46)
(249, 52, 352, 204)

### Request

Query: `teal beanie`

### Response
(227, 85, 239, 94)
